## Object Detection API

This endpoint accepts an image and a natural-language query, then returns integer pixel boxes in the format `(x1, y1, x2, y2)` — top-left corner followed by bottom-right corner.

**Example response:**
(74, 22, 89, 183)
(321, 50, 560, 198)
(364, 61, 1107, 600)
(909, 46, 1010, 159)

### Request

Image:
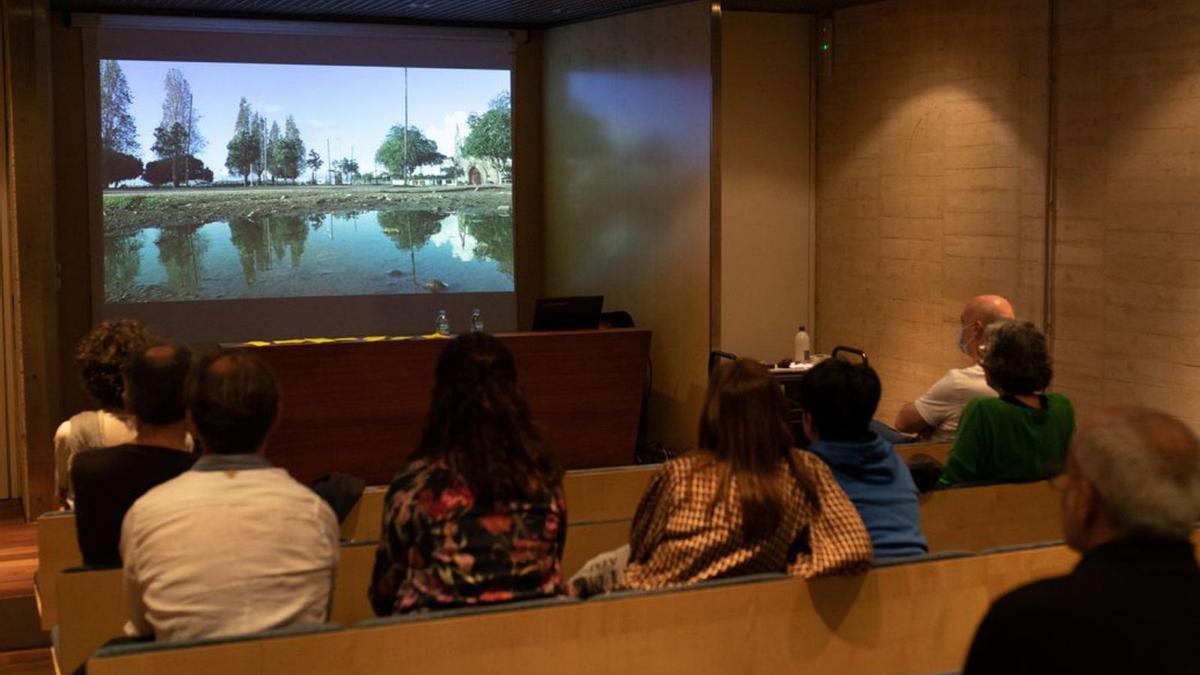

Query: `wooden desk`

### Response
(229, 329, 651, 485)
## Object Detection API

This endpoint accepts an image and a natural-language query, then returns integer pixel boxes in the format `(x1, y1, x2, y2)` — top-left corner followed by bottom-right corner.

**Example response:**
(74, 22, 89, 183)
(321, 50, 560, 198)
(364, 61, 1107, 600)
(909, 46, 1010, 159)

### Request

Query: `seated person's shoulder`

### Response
(1045, 392, 1074, 412)
(986, 573, 1081, 623)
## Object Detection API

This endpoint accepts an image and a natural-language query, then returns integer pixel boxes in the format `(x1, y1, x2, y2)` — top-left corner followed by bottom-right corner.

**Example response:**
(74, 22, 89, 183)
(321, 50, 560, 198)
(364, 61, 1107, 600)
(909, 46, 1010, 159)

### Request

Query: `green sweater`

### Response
(938, 394, 1075, 488)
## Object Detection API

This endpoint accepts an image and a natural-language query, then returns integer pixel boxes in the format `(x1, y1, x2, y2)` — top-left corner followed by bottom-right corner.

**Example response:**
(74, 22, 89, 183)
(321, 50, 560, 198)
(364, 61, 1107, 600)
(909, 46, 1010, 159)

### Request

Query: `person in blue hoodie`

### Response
(800, 358, 929, 559)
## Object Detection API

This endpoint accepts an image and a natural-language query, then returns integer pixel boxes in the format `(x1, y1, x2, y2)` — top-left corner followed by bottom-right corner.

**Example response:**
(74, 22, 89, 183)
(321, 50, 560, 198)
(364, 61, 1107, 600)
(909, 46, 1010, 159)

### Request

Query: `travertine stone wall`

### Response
(817, 0, 1049, 421)
(1054, 0, 1200, 428)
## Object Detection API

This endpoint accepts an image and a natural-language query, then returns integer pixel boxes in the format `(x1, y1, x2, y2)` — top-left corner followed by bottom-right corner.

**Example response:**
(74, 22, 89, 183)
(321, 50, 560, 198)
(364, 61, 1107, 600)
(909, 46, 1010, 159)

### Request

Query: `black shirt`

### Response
(964, 536, 1200, 674)
(71, 444, 197, 566)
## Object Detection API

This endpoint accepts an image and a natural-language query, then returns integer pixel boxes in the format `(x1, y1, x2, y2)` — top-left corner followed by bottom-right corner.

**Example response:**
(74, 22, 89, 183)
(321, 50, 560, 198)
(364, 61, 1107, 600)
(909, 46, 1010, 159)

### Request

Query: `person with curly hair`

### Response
(938, 320, 1075, 488)
(54, 319, 157, 506)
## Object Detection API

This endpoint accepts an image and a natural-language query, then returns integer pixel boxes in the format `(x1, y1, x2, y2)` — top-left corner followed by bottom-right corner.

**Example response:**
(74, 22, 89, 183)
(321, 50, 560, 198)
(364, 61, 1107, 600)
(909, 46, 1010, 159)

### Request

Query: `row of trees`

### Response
(225, 98, 307, 186)
(102, 61, 215, 187)
(373, 91, 511, 184)
(100, 59, 513, 189)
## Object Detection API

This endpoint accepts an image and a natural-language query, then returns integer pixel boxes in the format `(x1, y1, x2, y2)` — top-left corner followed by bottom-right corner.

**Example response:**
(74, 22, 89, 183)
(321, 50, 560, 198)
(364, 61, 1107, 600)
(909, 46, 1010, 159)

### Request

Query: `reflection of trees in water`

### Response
(377, 209, 443, 283)
(105, 232, 143, 300)
(460, 211, 514, 277)
(228, 215, 311, 286)
(155, 225, 209, 297)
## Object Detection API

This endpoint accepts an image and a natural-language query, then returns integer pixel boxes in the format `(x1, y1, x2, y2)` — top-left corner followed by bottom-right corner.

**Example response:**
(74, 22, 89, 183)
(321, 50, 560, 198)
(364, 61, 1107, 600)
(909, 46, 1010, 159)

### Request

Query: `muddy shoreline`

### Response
(103, 185, 512, 232)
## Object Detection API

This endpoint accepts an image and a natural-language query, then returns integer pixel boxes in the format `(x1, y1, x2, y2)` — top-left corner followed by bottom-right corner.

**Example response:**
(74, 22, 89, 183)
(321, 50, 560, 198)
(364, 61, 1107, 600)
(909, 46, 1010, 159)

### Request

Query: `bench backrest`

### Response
(35, 511, 83, 630)
(86, 543, 1083, 675)
(339, 487, 387, 542)
(53, 541, 381, 674)
(54, 566, 124, 675)
(920, 480, 1062, 551)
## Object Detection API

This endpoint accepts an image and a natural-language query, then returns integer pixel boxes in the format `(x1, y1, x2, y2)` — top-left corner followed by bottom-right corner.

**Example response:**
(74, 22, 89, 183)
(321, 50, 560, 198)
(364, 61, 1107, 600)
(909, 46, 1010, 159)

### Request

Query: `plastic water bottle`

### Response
(794, 325, 812, 364)
(435, 310, 451, 336)
(470, 308, 484, 333)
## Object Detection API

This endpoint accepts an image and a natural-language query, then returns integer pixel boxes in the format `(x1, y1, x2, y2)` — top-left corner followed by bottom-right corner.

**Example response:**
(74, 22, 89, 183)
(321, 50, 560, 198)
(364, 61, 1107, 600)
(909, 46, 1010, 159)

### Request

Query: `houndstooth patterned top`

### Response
(622, 449, 873, 589)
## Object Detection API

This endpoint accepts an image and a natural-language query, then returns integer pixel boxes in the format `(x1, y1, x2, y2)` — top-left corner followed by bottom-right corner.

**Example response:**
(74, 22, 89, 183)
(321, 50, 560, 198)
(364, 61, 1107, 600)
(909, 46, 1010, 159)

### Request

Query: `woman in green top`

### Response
(939, 320, 1074, 488)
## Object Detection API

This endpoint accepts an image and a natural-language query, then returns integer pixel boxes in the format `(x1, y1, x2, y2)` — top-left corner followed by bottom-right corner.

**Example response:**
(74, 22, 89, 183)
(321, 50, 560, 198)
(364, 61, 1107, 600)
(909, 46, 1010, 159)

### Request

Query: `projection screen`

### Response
(80, 14, 521, 342)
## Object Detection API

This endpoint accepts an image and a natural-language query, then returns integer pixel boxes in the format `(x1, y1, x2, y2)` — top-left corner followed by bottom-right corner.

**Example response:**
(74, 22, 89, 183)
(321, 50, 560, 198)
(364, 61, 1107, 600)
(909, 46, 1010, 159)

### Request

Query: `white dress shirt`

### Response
(121, 454, 339, 642)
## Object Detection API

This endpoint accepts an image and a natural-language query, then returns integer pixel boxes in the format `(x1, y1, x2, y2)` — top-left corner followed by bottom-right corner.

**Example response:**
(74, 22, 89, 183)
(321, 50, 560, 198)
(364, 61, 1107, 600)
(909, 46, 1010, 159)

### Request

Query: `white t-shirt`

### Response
(54, 410, 138, 501)
(121, 455, 339, 642)
(913, 363, 998, 441)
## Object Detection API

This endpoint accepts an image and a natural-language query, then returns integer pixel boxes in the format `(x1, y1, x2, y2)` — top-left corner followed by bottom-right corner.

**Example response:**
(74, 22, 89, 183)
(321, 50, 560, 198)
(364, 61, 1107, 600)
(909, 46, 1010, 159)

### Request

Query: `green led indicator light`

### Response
(820, 43, 830, 51)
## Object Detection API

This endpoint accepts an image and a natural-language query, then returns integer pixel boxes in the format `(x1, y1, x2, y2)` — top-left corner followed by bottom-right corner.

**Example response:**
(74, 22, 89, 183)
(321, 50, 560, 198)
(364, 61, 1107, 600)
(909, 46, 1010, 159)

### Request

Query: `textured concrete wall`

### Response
(820, 0, 1200, 428)
(817, 0, 1049, 421)
(1054, 0, 1200, 428)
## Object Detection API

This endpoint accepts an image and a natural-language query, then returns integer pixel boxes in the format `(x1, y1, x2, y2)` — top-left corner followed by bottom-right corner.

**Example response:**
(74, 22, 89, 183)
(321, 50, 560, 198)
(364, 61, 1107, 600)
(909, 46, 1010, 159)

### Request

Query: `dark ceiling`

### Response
(53, 0, 878, 29)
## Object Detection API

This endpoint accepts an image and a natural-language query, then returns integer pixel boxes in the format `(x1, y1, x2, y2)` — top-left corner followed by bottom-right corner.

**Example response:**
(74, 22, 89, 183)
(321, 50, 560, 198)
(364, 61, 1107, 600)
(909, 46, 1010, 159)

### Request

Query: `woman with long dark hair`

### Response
(621, 358, 872, 588)
(369, 333, 566, 615)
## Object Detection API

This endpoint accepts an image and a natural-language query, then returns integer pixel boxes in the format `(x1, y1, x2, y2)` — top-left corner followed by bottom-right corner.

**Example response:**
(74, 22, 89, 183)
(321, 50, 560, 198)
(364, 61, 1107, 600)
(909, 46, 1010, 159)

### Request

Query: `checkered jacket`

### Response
(622, 449, 873, 589)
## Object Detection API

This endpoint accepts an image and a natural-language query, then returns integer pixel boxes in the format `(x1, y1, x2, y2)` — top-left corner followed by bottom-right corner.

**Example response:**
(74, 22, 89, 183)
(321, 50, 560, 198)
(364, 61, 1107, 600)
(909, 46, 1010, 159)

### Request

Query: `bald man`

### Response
(893, 295, 1015, 441)
(963, 408, 1200, 673)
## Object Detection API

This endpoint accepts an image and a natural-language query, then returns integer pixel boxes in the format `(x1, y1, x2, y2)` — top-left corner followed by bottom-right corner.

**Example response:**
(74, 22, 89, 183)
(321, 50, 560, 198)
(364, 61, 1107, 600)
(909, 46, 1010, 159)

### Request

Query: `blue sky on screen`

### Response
(116, 60, 509, 181)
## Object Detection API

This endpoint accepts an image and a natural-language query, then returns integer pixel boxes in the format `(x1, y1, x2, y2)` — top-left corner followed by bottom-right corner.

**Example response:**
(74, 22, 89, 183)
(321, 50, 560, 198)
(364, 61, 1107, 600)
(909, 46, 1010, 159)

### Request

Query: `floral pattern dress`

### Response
(369, 457, 567, 615)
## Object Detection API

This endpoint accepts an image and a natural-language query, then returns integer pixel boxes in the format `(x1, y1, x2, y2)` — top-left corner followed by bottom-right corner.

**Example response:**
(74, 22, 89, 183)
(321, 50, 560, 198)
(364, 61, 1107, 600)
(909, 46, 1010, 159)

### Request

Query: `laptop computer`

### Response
(531, 296, 604, 331)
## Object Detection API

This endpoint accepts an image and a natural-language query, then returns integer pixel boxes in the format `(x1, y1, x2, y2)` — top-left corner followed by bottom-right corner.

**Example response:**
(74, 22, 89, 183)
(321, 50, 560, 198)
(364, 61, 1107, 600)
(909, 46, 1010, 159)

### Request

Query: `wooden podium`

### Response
(224, 329, 652, 485)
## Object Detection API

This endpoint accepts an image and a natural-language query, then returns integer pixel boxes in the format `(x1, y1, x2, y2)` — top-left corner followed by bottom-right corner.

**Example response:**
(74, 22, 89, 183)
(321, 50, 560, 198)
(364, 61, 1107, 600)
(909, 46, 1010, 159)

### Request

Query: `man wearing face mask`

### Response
(892, 294, 1014, 441)
(962, 408, 1200, 673)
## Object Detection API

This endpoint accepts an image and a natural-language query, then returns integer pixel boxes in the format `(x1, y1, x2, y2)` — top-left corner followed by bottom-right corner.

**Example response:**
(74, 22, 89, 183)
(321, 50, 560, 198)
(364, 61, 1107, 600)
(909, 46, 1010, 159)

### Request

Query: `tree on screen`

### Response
(143, 156, 212, 187)
(100, 60, 139, 155)
(250, 113, 268, 184)
(160, 68, 205, 159)
(273, 116, 306, 184)
(265, 121, 282, 184)
(100, 60, 142, 187)
(375, 126, 443, 185)
(103, 149, 143, 188)
(225, 98, 260, 186)
(462, 92, 512, 183)
(151, 122, 190, 187)
(306, 150, 323, 184)
(334, 158, 360, 185)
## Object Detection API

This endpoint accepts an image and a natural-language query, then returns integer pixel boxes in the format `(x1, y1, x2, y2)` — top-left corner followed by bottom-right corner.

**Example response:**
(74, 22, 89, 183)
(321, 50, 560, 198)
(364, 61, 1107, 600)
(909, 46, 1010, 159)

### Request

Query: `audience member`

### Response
(72, 344, 196, 566)
(939, 321, 1074, 487)
(121, 352, 338, 642)
(55, 319, 156, 506)
(619, 359, 872, 589)
(369, 333, 566, 615)
(892, 295, 1015, 441)
(964, 408, 1200, 673)
(801, 358, 928, 559)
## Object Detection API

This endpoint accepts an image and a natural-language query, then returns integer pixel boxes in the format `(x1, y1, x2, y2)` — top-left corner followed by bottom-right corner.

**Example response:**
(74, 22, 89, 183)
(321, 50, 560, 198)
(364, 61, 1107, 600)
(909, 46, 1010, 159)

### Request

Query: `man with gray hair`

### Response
(963, 407, 1200, 673)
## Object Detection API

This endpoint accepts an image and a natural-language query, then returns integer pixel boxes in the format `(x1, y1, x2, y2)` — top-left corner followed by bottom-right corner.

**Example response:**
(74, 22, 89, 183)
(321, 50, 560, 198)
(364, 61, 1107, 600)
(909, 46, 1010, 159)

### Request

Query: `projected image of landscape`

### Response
(100, 60, 513, 302)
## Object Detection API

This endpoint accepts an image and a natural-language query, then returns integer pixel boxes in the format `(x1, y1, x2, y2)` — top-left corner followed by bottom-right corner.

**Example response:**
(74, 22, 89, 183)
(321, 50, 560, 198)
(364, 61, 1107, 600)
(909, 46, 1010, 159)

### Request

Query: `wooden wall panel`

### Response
(513, 33, 545, 330)
(4, 0, 64, 517)
(816, 0, 1049, 421)
(542, 1, 713, 451)
(717, 11, 813, 363)
(50, 22, 92, 425)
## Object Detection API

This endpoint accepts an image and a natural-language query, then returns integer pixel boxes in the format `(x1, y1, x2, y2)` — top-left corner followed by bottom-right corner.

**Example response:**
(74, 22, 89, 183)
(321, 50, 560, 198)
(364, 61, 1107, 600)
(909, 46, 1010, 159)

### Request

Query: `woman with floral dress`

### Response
(369, 332, 566, 615)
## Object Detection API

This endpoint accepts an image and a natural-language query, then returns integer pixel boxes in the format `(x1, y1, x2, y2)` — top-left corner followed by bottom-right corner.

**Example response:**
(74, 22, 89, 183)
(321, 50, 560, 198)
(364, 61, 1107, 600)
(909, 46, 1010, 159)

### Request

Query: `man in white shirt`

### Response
(121, 352, 339, 642)
(892, 294, 1016, 441)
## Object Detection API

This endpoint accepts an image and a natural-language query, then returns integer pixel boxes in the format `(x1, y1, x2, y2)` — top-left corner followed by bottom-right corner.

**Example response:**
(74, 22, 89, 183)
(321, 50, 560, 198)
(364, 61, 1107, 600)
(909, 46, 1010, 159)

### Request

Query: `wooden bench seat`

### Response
(85, 542, 1086, 675)
(51, 541, 381, 675)
(35, 511, 82, 631)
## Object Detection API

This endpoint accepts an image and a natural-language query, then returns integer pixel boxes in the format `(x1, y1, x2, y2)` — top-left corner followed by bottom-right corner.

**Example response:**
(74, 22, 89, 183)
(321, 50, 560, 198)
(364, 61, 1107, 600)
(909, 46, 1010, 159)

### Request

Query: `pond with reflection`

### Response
(104, 209, 513, 302)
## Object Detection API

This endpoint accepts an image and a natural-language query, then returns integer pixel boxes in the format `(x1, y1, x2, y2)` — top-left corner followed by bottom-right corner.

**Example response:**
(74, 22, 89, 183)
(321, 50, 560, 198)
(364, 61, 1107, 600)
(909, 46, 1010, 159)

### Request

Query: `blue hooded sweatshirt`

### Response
(807, 433, 928, 559)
